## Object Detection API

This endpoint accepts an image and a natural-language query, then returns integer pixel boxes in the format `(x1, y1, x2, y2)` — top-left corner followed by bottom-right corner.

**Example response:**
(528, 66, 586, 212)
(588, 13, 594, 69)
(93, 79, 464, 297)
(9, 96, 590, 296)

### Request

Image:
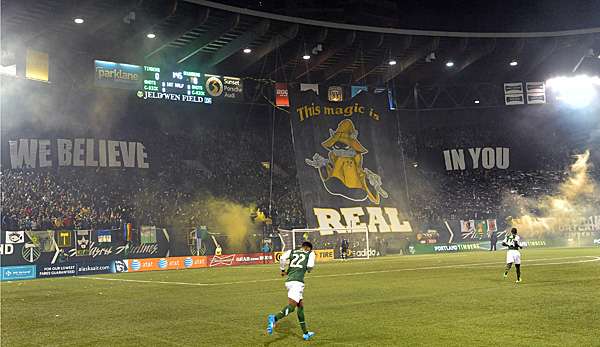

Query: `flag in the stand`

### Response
(475, 220, 488, 236)
(76, 230, 90, 255)
(140, 225, 157, 244)
(275, 83, 290, 107)
(388, 89, 397, 110)
(123, 223, 132, 241)
(300, 83, 319, 95)
(460, 220, 473, 233)
(327, 86, 343, 102)
(56, 230, 71, 248)
(487, 219, 497, 232)
(351, 85, 368, 98)
(97, 230, 112, 243)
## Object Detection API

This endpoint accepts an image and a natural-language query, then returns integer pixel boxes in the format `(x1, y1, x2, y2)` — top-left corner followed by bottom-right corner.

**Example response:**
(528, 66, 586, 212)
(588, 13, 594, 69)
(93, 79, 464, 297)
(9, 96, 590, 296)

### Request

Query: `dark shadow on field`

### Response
(263, 320, 301, 346)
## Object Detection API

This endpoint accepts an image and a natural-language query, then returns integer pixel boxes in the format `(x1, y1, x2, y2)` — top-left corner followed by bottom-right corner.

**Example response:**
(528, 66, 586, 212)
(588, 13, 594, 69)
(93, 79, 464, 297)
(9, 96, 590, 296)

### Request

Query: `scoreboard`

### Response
(139, 65, 210, 103)
(94, 60, 243, 104)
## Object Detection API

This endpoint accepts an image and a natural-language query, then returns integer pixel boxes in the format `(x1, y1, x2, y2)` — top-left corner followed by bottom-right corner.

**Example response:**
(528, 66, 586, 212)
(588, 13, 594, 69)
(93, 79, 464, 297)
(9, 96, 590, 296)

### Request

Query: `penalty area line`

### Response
(77, 255, 600, 287)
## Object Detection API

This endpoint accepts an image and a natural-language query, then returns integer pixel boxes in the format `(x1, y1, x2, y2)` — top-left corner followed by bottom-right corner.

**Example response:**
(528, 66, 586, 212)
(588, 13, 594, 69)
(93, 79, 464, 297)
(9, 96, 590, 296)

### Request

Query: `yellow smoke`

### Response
(508, 150, 597, 237)
(204, 198, 257, 250)
(155, 193, 260, 252)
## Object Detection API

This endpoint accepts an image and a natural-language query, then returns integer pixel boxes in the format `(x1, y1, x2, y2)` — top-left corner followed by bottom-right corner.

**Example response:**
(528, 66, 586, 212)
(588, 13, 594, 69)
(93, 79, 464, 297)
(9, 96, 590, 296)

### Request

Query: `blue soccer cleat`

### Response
(303, 332, 315, 341)
(267, 315, 276, 335)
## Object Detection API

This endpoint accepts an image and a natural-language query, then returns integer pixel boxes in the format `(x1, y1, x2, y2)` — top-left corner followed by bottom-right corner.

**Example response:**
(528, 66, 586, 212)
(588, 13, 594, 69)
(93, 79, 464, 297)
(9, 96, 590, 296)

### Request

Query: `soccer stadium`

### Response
(1, 0, 600, 346)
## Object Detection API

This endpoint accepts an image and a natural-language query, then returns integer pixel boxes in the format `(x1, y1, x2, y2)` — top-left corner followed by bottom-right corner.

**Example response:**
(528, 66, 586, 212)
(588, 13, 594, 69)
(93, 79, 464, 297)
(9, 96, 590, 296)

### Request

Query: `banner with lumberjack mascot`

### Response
(290, 90, 412, 236)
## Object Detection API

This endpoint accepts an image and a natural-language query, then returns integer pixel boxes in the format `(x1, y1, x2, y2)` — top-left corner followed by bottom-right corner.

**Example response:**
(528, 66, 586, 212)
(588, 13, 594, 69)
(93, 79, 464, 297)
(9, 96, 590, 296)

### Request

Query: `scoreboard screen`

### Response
(139, 66, 210, 103)
(95, 60, 243, 104)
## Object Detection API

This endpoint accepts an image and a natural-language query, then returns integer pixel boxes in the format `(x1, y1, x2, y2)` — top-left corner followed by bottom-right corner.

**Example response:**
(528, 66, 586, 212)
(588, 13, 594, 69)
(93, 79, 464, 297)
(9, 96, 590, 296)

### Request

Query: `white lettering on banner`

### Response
(136, 143, 149, 168)
(119, 141, 136, 168)
(39, 140, 52, 167)
(73, 138, 85, 166)
(108, 140, 120, 167)
(67, 242, 159, 258)
(365, 207, 391, 233)
(86, 138, 98, 166)
(57, 139, 72, 166)
(9, 139, 37, 168)
(0, 244, 14, 255)
(98, 140, 107, 167)
(556, 215, 600, 232)
(8, 139, 150, 169)
(353, 249, 377, 257)
(443, 147, 509, 171)
(434, 245, 458, 252)
(468, 148, 481, 169)
(313, 207, 412, 235)
(339, 207, 366, 230)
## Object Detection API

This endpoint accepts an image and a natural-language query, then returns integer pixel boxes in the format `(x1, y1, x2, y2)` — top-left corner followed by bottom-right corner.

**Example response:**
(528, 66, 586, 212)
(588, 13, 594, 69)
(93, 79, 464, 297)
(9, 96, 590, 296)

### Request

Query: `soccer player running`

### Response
(502, 228, 523, 283)
(267, 241, 316, 341)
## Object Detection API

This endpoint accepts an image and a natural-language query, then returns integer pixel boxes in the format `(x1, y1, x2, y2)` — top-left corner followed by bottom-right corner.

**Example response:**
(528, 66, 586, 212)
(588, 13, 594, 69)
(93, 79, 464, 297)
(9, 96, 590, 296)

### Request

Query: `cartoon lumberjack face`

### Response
(305, 119, 388, 204)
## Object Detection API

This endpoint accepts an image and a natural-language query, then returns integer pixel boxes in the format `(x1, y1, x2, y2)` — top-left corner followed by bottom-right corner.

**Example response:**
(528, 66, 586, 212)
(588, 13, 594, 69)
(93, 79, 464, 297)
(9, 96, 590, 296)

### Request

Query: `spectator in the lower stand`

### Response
(340, 238, 349, 260)
(489, 229, 498, 251)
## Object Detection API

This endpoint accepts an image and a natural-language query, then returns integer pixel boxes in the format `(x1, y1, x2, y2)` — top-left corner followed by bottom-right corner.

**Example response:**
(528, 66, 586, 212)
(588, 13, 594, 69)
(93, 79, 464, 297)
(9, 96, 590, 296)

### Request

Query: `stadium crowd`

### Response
(3, 111, 598, 236)
(1, 124, 307, 232)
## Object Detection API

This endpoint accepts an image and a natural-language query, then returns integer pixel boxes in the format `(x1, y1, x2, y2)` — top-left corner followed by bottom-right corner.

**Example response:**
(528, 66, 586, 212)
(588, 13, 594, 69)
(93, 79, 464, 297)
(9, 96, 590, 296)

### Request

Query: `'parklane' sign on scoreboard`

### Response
(94, 60, 243, 104)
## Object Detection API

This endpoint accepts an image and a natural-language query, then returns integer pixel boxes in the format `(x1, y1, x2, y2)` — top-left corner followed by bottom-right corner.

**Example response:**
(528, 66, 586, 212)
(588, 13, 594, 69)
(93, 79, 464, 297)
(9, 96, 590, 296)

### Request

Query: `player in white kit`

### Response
(502, 228, 522, 283)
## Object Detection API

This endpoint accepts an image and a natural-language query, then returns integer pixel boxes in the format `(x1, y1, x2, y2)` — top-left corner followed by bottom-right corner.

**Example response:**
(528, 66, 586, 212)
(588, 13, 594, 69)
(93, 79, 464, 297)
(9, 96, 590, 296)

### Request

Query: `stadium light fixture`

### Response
(302, 54, 311, 60)
(243, 48, 252, 54)
(388, 59, 397, 66)
(73, 18, 84, 24)
(547, 74, 600, 108)
(474, 100, 480, 104)
(445, 61, 454, 68)
(509, 60, 518, 66)
(146, 33, 156, 39)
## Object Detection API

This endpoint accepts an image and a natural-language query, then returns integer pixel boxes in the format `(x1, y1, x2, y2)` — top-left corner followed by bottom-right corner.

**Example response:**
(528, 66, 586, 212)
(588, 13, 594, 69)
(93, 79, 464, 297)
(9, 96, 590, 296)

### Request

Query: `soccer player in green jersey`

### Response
(502, 228, 523, 283)
(267, 241, 316, 341)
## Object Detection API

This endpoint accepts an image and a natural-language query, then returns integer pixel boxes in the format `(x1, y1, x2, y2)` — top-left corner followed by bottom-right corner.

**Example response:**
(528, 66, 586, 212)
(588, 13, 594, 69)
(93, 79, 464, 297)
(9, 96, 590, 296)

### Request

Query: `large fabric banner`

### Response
(290, 91, 412, 235)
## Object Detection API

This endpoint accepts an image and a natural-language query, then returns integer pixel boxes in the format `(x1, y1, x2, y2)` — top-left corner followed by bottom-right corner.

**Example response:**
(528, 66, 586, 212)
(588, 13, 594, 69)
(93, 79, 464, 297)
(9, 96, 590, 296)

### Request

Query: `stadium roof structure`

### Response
(2, 0, 600, 107)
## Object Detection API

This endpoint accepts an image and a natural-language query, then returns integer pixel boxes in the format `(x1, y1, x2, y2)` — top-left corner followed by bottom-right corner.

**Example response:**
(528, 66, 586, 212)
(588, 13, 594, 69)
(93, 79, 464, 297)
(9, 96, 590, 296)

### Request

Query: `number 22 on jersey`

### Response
(290, 253, 306, 268)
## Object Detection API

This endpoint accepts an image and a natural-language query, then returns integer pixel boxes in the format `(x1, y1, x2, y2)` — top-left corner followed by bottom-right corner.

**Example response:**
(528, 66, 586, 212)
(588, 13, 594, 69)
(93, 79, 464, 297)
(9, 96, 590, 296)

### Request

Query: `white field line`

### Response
(78, 256, 600, 287)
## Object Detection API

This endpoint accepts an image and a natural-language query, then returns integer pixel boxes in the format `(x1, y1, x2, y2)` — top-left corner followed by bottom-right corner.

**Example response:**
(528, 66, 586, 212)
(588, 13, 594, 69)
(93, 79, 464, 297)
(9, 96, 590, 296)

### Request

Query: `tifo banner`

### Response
(7, 138, 149, 169)
(290, 90, 411, 235)
(442, 147, 510, 171)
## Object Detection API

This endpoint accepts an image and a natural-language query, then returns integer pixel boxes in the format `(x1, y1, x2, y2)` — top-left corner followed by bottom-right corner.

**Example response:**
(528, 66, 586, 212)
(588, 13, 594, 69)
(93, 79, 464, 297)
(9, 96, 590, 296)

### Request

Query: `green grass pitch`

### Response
(2, 247, 599, 346)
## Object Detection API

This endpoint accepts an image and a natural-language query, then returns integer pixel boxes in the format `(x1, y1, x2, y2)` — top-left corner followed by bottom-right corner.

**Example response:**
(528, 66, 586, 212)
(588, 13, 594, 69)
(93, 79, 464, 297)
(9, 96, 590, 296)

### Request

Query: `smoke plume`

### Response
(506, 150, 598, 238)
